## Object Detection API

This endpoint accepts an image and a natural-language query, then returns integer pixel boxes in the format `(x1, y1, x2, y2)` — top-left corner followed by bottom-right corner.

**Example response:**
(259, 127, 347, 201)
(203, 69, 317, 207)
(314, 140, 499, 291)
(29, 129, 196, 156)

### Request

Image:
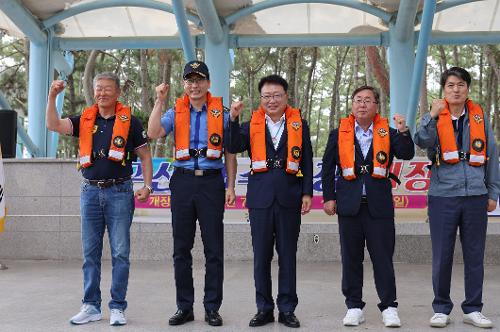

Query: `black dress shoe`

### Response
(168, 309, 194, 326)
(278, 312, 300, 328)
(205, 310, 223, 326)
(249, 311, 275, 327)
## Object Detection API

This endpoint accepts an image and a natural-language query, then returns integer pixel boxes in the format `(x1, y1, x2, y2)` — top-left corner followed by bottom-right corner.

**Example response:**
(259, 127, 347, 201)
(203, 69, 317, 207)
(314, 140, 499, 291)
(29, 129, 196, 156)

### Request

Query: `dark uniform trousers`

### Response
(250, 200, 301, 313)
(169, 170, 225, 311)
(322, 127, 414, 312)
(339, 203, 397, 311)
(228, 118, 313, 314)
(428, 194, 488, 315)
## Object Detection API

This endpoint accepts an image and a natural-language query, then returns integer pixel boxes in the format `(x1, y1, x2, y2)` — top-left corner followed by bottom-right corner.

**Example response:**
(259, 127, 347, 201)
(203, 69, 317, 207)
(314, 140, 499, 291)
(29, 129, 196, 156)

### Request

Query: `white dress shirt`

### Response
(265, 113, 286, 150)
(354, 121, 373, 195)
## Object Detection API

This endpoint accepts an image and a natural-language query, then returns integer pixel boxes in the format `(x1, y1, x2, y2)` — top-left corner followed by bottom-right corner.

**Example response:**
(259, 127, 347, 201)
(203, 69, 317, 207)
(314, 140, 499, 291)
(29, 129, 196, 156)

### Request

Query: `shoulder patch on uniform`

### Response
(210, 109, 222, 118)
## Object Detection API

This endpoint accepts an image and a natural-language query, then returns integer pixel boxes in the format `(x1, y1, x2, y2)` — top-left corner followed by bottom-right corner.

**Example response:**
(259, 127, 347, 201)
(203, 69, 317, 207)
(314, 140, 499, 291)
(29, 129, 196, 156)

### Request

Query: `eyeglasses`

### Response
(184, 78, 207, 86)
(260, 94, 284, 102)
(352, 98, 377, 105)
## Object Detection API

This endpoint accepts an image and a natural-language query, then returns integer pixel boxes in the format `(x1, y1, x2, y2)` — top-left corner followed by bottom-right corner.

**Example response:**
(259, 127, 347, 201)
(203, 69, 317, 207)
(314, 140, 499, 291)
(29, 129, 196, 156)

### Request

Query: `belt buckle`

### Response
(359, 165, 369, 174)
(193, 149, 201, 157)
(274, 160, 282, 169)
(194, 169, 204, 176)
(96, 180, 106, 188)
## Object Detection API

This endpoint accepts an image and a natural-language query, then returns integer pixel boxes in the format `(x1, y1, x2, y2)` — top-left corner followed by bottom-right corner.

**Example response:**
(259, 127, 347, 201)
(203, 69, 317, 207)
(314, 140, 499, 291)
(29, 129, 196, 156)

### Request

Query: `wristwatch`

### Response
(144, 184, 153, 194)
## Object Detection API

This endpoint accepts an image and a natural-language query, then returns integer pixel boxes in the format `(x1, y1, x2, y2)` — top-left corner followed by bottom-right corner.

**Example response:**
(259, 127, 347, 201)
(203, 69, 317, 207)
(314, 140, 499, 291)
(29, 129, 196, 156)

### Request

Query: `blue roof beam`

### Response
(232, 33, 386, 48)
(429, 31, 500, 45)
(194, 0, 224, 44)
(225, 0, 392, 26)
(172, 0, 196, 62)
(42, 0, 201, 29)
(0, 0, 47, 45)
(54, 36, 194, 51)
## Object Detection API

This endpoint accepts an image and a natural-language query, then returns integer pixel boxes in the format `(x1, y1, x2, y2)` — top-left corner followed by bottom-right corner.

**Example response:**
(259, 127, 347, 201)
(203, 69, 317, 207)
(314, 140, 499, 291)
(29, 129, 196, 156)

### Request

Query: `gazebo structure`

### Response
(0, 0, 499, 157)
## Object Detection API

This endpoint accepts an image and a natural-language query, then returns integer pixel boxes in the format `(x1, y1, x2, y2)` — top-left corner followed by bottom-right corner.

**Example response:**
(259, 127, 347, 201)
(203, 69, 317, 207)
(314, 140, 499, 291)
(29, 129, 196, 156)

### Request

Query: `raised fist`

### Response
(393, 114, 407, 132)
(230, 100, 244, 121)
(155, 83, 170, 102)
(49, 80, 65, 98)
(430, 99, 446, 119)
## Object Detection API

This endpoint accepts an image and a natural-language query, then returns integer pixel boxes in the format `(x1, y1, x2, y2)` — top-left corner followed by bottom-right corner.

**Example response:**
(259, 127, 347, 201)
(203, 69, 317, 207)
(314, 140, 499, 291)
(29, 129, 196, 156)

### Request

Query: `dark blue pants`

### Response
(428, 195, 488, 315)
(169, 171, 225, 311)
(249, 201, 301, 313)
(338, 203, 397, 312)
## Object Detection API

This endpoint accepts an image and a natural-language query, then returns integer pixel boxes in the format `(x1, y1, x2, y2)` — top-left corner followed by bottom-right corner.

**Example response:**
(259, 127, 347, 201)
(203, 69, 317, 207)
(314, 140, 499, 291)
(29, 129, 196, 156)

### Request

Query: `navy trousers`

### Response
(338, 203, 398, 312)
(249, 201, 301, 313)
(428, 195, 488, 314)
(169, 171, 225, 311)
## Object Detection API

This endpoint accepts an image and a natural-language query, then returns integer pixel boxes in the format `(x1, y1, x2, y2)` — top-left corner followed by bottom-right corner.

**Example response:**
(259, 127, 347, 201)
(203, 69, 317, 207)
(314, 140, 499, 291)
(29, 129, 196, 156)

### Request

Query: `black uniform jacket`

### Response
(322, 126, 414, 218)
(228, 117, 313, 209)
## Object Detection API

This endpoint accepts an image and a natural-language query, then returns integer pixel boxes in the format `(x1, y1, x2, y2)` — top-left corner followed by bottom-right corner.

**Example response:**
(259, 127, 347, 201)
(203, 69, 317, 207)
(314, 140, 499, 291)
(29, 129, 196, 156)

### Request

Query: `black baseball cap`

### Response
(183, 60, 210, 80)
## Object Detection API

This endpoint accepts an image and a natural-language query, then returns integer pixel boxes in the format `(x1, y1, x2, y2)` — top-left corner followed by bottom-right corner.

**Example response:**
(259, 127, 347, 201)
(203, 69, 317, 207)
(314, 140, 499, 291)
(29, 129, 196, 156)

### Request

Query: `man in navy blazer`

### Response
(322, 86, 414, 328)
(229, 75, 313, 328)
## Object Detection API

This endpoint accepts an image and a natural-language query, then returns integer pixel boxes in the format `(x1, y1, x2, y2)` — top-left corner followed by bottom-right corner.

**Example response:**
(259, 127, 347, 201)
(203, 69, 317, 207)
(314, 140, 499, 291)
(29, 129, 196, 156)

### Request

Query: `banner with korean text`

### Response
(131, 157, 483, 222)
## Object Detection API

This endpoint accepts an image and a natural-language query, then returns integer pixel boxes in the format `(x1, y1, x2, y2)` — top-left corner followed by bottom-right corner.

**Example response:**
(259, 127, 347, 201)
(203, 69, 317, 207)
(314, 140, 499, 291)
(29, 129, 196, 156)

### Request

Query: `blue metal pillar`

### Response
(387, 29, 414, 123)
(194, 0, 230, 106)
(406, 0, 436, 132)
(47, 51, 74, 157)
(205, 26, 230, 107)
(172, 0, 196, 62)
(387, 0, 418, 125)
(28, 41, 51, 157)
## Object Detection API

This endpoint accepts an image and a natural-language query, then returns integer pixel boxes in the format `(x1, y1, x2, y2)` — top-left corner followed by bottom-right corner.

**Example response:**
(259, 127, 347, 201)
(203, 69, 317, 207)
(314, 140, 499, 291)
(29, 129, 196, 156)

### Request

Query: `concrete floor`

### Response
(0, 259, 499, 332)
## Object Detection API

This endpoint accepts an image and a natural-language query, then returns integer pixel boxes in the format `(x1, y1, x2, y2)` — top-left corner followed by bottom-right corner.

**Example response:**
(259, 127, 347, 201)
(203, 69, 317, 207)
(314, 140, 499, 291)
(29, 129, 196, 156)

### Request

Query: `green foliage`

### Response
(0, 35, 498, 157)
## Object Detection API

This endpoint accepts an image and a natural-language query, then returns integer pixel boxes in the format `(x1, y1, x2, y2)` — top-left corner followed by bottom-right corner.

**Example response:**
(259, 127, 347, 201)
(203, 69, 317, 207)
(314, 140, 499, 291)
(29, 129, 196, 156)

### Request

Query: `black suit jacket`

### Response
(228, 117, 313, 209)
(322, 126, 414, 218)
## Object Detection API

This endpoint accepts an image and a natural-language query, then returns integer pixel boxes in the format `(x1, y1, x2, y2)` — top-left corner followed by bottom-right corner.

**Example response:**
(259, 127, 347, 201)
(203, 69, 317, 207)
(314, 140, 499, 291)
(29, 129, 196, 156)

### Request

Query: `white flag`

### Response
(0, 145, 5, 233)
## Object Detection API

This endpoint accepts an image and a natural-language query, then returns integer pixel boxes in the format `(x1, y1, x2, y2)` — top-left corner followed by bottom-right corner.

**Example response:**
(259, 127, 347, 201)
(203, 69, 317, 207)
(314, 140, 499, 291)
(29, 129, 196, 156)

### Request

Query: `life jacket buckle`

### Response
(359, 165, 370, 174)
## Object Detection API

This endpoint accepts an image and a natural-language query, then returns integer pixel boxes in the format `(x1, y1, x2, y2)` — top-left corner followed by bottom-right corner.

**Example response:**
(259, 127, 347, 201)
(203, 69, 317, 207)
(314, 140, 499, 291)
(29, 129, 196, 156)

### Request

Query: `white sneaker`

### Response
(69, 304, 102, 325)
(382, 307, 401, 327)
(343, 308, 365, 326)
(430, 313, 450, 327)
(110, 309, 127, 326)
(463, 311, 493, 328)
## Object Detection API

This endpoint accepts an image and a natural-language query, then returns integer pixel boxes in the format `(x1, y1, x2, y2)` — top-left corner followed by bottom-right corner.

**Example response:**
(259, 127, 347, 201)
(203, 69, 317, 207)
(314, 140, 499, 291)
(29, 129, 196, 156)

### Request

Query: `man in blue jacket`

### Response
(415, 67, 500, 329)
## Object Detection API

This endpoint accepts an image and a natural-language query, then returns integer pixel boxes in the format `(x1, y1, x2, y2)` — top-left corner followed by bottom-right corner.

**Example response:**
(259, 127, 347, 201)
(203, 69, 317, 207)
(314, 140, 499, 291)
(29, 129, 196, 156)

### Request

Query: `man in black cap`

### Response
(148, 60, 236, 327)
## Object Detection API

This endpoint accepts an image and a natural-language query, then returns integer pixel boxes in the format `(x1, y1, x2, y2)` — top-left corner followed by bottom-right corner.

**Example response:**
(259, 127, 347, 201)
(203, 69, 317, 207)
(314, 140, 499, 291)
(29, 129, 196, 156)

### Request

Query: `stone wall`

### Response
(1, 159, 499, 263)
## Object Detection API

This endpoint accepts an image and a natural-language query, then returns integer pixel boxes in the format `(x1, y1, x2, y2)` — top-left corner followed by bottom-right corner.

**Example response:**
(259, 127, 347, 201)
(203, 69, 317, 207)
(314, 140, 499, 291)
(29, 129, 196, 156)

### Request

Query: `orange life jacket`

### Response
(436, 100, 486, 166)
(338, 114, 390, 180)
(250, 106, 303, 174)
(174, 92, 224, 160)
(79, 102, 131, 168)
